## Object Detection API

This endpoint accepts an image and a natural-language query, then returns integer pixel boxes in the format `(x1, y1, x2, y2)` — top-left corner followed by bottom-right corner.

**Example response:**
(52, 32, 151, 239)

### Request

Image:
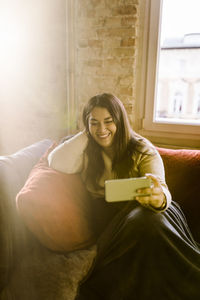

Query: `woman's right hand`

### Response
(135, 174, 167, 211)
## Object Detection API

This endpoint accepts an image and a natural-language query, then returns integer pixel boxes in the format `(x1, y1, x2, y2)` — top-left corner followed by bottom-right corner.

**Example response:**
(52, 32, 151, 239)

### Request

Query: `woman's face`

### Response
(88, 107, 117, 151)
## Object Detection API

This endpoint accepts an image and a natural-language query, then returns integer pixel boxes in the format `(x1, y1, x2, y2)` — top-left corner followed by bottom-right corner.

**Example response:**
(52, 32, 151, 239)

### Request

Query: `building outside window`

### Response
(193, 84, 200, 115)
(138, 0, 200, 148)
(156, 32, 200, 124)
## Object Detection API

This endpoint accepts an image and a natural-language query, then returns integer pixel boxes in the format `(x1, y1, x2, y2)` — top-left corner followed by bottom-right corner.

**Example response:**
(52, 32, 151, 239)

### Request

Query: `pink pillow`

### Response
(16, 146, 95, 252)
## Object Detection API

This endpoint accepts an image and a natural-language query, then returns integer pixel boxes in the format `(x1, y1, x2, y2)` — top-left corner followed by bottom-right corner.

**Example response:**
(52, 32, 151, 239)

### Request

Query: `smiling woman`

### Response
(48, 92, 200, 299)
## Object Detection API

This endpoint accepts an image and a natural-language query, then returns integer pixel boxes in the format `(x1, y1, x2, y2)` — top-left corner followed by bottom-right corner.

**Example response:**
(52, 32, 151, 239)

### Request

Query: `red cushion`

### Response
(16, 146, 95, 252)
(157, 147, 200, 242)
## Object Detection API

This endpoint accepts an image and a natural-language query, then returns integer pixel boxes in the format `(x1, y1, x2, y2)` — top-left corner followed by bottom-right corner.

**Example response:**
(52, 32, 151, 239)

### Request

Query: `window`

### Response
(137, 0, 200, 148)
(172, 92, 183, 114)
(193, 84, 200, 115)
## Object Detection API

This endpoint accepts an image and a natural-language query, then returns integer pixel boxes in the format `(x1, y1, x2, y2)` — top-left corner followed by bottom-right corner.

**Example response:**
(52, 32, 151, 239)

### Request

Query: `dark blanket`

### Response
(76, 201, 200, 300)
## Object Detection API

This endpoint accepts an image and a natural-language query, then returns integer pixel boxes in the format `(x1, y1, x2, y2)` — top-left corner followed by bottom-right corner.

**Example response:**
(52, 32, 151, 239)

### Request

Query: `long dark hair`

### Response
(82, 93, 152, 189)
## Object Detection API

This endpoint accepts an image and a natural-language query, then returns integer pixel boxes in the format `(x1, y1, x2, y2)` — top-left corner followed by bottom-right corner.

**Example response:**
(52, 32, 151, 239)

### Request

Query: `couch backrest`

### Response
(0, 139, 53, 201)
(157, 147, 200, 243)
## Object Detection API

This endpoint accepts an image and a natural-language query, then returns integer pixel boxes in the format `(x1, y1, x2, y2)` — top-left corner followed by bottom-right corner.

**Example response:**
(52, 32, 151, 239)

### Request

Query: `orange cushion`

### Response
(16, 146, 95, 252)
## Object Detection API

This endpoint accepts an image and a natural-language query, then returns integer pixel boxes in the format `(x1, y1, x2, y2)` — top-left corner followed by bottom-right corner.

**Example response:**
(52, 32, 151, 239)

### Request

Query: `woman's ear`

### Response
(86, 130, 91, 138)
(84, 126, 90, 136)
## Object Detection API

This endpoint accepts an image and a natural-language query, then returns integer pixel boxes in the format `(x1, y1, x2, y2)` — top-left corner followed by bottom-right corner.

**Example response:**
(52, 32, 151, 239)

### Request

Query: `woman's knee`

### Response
(124, 204, 165, 237)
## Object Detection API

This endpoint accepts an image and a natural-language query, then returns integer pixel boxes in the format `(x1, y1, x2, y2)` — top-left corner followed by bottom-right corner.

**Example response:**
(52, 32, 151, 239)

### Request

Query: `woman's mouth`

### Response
(97, 133, 110, 139)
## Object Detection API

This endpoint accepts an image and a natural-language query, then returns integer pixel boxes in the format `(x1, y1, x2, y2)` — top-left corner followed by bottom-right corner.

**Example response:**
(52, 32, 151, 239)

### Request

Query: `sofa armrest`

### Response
(157, 147, 200, 243)
(0, 139, 53, 290)
(0, 139, 53, 199)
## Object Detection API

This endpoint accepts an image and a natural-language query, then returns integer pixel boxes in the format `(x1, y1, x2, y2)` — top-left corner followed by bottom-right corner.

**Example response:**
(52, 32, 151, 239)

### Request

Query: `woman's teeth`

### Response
(98, 134, 109, 138)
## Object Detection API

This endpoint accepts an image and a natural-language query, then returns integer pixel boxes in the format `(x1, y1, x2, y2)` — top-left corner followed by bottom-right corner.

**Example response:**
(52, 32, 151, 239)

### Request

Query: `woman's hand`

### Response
(135, 174, 166, 210)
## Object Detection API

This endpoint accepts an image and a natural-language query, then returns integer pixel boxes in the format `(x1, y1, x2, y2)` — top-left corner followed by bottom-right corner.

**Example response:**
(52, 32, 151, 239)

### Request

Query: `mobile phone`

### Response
(105, 177, 152, 202)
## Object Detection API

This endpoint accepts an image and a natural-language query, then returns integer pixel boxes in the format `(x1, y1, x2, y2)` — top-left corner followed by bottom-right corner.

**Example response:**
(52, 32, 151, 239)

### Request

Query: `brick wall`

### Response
(74, 0, 139, 128)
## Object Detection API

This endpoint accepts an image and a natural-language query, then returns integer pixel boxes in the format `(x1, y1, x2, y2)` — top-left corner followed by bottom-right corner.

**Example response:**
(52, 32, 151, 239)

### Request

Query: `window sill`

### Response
(138, 128, 200, 149)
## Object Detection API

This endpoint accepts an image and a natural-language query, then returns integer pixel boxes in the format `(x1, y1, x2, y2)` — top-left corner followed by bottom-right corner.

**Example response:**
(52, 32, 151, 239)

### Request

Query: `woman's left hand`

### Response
(135, 174, 166, 210)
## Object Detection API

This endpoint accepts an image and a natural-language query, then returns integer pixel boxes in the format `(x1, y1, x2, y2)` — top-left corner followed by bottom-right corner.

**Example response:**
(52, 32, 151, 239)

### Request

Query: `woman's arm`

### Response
(48, 131, 88, 174)
(134, 150, 172, 212)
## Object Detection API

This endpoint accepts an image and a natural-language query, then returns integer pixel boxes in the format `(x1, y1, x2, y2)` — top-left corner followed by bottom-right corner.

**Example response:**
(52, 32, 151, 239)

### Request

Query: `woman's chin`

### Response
(98, 139, 112, 148)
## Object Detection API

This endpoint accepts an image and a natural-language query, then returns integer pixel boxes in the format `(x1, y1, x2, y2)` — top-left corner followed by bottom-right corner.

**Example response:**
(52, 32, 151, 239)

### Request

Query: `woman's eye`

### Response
(105, 120, 113, 124)
(89, 119, 113, 126)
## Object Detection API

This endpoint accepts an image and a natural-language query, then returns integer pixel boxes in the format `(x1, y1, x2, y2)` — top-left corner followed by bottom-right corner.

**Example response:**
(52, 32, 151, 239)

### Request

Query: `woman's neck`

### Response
(103, 147, 114, 160)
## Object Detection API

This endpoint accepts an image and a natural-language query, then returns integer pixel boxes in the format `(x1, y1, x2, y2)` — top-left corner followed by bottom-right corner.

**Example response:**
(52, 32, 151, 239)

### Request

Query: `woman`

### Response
(48, 93, 200, 299)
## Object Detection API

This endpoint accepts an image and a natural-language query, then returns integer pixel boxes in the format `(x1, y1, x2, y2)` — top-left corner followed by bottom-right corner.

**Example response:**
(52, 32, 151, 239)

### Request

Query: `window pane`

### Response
(155, 0, 200, 125)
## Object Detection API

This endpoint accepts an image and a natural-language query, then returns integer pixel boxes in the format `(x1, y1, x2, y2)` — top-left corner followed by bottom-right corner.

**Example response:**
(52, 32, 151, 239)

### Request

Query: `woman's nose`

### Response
(98, 122, 106, 132)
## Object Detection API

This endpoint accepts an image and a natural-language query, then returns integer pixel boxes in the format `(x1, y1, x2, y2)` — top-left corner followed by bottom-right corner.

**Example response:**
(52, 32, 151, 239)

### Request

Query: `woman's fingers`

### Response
(135, 174, 165, 208)
(137, 187, 162, 195)
(136, 192, 165, 208)
(145, 173, 160, 187)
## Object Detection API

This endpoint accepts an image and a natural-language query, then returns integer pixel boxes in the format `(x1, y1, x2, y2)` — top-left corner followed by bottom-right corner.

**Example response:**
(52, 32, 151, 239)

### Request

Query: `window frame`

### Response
(136, 0, 200, 149)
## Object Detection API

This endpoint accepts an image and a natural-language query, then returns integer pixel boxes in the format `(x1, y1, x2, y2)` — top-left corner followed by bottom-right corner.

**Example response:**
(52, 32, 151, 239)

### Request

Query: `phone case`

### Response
(105, 177, 152, 202)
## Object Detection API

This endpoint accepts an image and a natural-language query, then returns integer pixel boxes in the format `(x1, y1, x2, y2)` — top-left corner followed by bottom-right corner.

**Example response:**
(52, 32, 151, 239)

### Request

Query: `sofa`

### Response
(0, 139, 199, 299)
